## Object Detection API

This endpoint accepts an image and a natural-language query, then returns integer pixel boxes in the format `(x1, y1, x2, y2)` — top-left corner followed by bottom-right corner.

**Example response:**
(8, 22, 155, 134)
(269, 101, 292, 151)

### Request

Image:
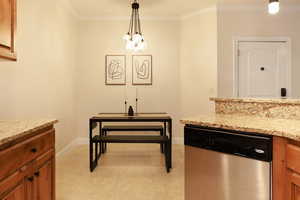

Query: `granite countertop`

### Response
(181, 114, 300, 141)
(210, 97, 300, 105)
(0, 119, 58, 148)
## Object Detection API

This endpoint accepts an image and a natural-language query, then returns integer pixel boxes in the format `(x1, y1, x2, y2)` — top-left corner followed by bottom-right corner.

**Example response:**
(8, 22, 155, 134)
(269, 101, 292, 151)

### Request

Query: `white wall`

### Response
(180, 9, 218, 118)
(0, 0, 78, 151)
(0, 0, 220, 148)
(217, 4, 300, 97)
(75, 19, 182, 140)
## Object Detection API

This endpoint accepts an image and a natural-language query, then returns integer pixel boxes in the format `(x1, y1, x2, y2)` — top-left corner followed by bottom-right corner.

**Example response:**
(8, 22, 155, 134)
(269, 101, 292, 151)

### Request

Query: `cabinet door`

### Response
(287, 170, 300, 200)
(0, 0, 16, 60)
(2, 182, 24, 200)
(25, 175, 36, 200)
(35, 160, 54, 200)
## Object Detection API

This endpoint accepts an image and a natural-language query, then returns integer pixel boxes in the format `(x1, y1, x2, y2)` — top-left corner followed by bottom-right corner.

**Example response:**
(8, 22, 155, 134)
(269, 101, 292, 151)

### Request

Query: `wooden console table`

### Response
(89, 113, 172, 172)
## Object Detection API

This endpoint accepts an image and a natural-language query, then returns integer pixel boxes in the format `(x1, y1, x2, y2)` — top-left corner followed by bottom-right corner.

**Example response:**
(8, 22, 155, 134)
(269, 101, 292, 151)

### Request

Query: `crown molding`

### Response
(58, 0, 217, 22)
(180, 6, 217, 20)
(79, 7, 218, 22)
(218, 4, 300, 12)
(79, 16, 180, 21)
(58, 0, 300, 22)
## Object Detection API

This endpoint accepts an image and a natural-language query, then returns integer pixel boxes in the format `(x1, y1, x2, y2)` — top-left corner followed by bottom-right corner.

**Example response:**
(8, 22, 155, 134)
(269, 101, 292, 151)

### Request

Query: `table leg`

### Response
(164, 122, 167, 154)
(160, 129, 164, 154)
(168, 119, 172, 169)
(99, 122, 104, 154)
(89, 119, 94, 172)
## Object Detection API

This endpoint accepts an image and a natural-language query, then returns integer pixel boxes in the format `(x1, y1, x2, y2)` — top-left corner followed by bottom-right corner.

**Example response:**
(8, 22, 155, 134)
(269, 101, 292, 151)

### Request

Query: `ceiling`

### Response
(219, 0, 300, 6)
(68, 0, 218, 19)
(68, 0, 300, 19)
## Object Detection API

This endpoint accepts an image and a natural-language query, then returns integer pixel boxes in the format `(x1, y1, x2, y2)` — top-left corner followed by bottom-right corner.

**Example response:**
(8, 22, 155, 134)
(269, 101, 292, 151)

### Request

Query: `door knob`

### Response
(260, 67, 265, 71)
(31, 148, 37, 153)
(34, 171, 40, 177)
(281, 88, 287, 97)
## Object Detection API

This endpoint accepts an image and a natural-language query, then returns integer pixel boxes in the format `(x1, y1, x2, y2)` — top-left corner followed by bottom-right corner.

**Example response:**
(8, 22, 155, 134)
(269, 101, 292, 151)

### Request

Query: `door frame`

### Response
(233, 37, 292, 97)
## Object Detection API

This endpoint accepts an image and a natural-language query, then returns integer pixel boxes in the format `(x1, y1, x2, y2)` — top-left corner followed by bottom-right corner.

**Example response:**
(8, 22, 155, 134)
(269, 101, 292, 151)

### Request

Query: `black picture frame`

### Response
(105, 55, 126, 85)
(132, 55, 153, 85)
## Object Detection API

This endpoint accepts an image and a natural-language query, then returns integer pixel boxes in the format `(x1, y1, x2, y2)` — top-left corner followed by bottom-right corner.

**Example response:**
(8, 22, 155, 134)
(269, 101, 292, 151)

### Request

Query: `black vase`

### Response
(128, 106, 134, 116)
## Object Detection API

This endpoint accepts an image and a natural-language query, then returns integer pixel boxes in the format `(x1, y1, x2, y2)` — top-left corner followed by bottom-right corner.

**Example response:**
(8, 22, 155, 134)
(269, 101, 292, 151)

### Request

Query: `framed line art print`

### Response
(132, 55, 152, 85)
(105, 55, 126, 85)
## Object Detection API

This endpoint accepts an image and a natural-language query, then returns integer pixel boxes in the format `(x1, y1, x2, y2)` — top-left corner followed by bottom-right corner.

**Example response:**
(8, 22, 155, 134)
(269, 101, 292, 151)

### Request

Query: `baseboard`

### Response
(56, 136, 184, 157)
(173, 137, 184, 145)
(76, 137, 89, 145)
(56, 139, 78, 157)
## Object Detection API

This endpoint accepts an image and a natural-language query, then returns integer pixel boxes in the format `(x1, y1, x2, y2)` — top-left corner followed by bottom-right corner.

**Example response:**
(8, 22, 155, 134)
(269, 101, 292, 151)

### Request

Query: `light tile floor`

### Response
(56, 144, 184, 200)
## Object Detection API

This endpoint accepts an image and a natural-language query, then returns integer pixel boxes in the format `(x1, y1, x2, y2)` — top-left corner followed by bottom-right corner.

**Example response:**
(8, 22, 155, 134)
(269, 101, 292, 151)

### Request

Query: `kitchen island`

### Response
(181, 98, 300, 200)
(0, 119, 57, 200)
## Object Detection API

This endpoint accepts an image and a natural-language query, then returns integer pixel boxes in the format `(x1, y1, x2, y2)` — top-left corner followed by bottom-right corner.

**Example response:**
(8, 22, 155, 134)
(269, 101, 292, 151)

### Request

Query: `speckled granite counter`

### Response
(211, 97, 300, 120)
(181, 114, 300, 141)
(0, 119, 58, 148)
(210, 97, 300, 105)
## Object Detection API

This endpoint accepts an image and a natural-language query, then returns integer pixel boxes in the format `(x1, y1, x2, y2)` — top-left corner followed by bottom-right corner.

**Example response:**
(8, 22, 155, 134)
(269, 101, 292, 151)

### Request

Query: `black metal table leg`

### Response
(95, 141, 98, 165)
(168, 119, 172, 169)
(104, 130, 107, 153)
(89, 119, 94, 172)
(160, 129, 164, 153)
(99, 122, 105, 154)
(165, 140, 170, 173)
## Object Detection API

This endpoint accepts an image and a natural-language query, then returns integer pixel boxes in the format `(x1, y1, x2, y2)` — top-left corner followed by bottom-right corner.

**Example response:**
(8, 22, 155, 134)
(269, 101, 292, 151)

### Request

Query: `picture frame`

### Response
(132, 55, 153, 85)
(105, 55, 126, 85)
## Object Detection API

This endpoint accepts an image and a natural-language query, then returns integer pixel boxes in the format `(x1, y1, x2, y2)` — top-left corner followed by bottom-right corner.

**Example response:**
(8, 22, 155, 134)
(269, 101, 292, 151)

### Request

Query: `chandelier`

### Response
(123, 0, 147, 51)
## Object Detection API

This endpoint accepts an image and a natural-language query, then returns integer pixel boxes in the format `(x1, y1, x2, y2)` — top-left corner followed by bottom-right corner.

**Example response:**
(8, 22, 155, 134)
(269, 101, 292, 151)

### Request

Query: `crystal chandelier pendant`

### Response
(123, 0, 146, 51)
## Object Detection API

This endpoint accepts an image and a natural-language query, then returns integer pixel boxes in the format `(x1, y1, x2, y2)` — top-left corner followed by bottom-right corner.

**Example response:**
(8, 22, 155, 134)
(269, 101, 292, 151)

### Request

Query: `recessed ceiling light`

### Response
(268, 0, 280, 15)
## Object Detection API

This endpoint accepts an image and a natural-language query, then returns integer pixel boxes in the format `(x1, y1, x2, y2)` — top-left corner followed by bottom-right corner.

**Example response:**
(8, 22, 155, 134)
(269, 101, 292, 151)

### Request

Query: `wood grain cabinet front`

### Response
(2, 181, 24, 200)
(0, 126, 55, 200)
(287, 170, 300, 200)
(0, 0, 17, 61)
(273, 137, 300, 200)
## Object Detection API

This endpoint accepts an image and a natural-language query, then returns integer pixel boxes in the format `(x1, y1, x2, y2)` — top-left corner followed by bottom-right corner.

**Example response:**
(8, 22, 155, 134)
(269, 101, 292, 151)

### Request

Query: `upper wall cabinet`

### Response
(0, 0, 16, 61)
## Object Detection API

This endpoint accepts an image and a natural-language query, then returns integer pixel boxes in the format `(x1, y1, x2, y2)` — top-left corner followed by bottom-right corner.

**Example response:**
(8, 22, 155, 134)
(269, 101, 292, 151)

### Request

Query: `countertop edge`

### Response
(180, 119, 300, 141)
(210, 97, 300, 105)
(0, 119, 58, 150)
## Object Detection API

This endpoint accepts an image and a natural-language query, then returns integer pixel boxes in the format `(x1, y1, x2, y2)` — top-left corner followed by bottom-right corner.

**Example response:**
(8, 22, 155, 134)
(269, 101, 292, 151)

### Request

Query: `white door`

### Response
(237, 41, 290, 98)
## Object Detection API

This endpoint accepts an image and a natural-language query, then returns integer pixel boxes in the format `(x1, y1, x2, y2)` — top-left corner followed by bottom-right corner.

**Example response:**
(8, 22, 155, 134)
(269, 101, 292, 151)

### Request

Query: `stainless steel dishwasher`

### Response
(185, 125, 272, 200)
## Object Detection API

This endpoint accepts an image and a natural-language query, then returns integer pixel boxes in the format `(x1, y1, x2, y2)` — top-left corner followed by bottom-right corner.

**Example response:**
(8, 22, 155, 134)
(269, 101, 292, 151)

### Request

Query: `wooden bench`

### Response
(92, 125, 171, 172)
(101, 125, 165, 153)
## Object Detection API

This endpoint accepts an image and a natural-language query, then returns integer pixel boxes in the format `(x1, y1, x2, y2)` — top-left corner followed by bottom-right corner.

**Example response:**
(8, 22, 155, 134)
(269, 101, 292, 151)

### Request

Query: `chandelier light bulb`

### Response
(132, 33, 143, 43)
(141, 40, 147, 50)
(268, 0, 280, 15)
(123, 33, 131, 41)
(126, 40, 134, 50)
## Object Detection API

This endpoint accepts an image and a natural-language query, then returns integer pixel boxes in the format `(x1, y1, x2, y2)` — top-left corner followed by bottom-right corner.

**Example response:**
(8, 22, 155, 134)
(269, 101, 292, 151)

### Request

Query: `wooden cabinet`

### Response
(287, 170, 300, 200)
(0, 0, 17, 61)
(2, 182, 24, 200)
(273, 137, 300, 200)
(0, 126, 55, 200)
(35, 160, 54, 200)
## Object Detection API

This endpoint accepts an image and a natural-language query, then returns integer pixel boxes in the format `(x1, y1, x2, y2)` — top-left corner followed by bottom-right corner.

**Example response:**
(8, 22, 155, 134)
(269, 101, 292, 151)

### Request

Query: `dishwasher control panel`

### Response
(184, 125, 273, 162)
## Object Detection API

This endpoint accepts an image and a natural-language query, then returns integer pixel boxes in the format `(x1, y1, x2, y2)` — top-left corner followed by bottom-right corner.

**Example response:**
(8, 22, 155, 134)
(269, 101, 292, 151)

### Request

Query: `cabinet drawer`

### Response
(0, 129, 54, 181)
(287, 144, 300, 174)
(0, 166, 25, 197)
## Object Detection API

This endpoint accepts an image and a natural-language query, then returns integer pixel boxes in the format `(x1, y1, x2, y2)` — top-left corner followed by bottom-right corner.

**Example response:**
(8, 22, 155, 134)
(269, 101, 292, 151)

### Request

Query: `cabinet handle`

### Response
(34, 171, 40, 177)
(31, 148, 37, 153)
(27, 176, 34, 182)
